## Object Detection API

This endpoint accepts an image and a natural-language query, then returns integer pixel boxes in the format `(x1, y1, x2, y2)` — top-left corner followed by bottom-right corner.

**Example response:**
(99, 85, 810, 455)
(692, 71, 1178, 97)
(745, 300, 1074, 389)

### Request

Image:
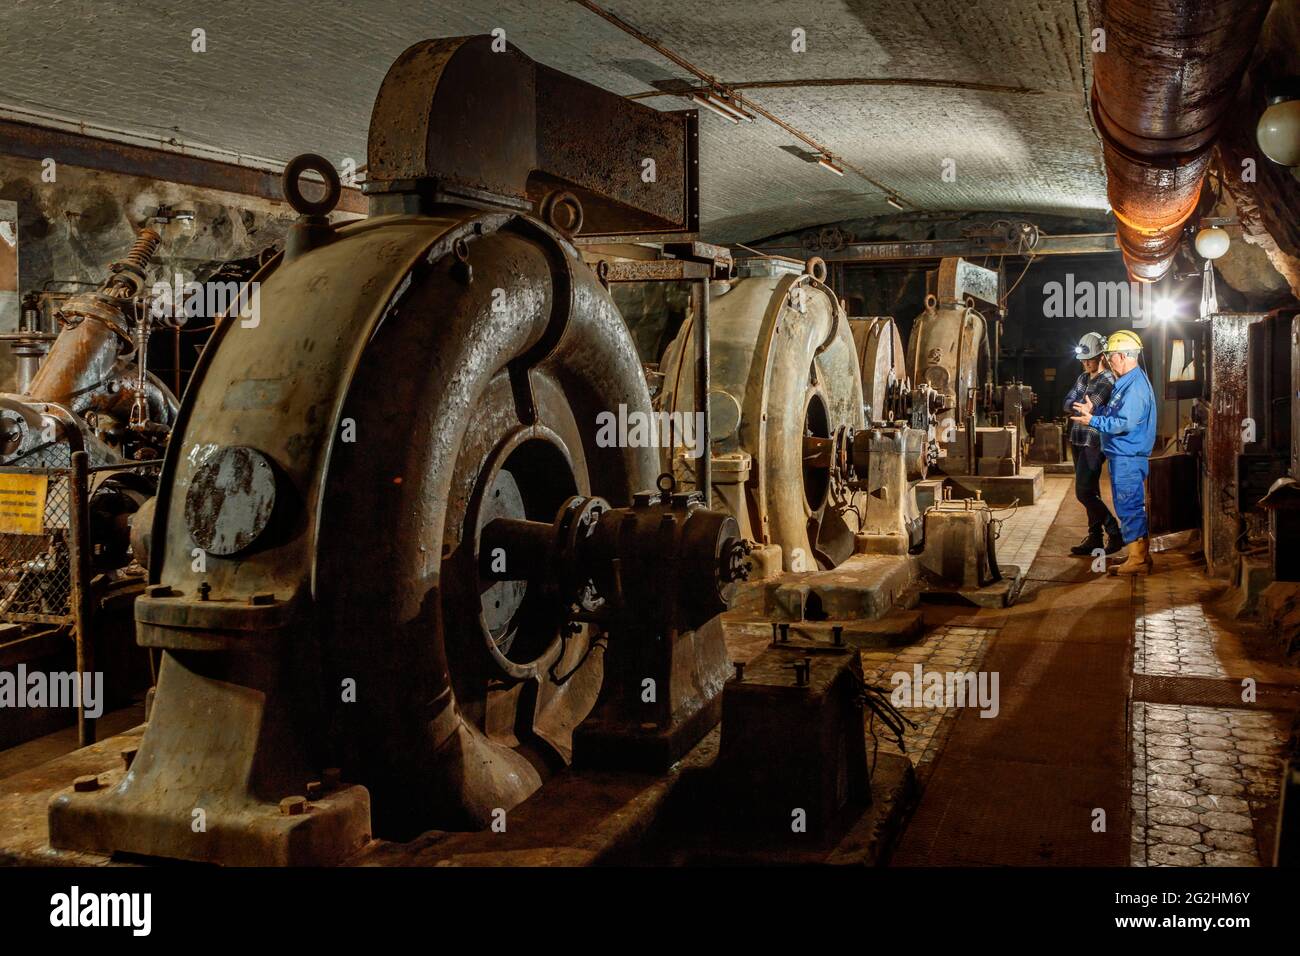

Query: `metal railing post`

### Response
(68, 450, 95, 746)
(695, 278, 711, 503)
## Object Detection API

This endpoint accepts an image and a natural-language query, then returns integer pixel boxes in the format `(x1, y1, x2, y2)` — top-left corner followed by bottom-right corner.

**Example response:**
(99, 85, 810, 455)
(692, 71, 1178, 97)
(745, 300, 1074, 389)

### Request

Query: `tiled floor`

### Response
(891, 473, 1296, 867)
(856, 479, 1069, 783)
(860, 624, 999, 782)
(990, 476, 1071, 570)
(1131, 703, 1286, 866)
(1134, 574, 1227, 679)
(1129, 569, 1293, 866)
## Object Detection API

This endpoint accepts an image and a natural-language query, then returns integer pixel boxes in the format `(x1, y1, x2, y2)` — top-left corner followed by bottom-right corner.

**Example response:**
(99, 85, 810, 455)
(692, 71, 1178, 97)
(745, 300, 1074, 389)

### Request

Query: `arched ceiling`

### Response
(0, 0, 1109, 243)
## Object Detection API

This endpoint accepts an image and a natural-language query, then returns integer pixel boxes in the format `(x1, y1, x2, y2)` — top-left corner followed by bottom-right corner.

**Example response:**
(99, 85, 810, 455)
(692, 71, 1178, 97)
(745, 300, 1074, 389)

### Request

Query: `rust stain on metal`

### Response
(1089, 0, 1271, 281)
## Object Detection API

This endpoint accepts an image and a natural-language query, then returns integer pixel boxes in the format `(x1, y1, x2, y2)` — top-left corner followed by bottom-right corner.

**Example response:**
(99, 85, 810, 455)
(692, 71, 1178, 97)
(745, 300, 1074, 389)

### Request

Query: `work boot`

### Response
(1070, 526, 1103, 555)
(1111, 535, 1153, 575)
(1103, 518, 1123, 555)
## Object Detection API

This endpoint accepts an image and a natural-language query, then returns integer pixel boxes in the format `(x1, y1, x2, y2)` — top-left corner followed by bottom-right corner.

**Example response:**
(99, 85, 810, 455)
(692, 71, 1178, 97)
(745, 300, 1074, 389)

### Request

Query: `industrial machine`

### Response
(907, 257, 1041, 503)
(642, 251, 1011, 614)
(46, 35, 753, 865)
(0, 230, 178, 747)
(849, 315, 945, 552)
(653, 258, 958, 577)
(1, 228, 178, 469)
(35, 37, 1026, 868)
(648, 267, 1007, 622)
(1028, 419, 1067, 465)
(657, 256, 868, 573)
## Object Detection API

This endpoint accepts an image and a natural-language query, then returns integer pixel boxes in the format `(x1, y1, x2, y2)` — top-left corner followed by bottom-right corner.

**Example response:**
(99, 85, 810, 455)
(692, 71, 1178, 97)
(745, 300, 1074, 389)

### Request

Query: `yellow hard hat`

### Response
(1105, 329, 1143, 353)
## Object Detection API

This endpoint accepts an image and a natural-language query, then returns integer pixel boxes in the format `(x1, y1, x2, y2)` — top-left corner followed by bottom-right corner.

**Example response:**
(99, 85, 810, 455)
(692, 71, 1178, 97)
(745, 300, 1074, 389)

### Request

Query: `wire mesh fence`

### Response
(0, 467, 75, 625)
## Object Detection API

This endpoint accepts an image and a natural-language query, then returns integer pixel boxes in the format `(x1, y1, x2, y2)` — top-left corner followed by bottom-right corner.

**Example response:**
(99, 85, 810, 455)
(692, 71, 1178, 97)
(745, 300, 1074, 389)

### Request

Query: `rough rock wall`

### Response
(1217, 0, 1300, 300)
(0, 153, 299, 390)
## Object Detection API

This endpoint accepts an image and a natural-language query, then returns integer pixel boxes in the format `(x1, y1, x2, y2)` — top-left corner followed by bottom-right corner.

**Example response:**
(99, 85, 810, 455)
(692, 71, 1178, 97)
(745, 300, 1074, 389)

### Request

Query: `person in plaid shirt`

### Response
(1062, 332, 1121, 556)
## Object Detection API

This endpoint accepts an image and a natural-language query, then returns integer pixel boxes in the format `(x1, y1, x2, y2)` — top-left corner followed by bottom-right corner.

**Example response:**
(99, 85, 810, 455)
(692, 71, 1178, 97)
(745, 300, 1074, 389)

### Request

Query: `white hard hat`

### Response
(1073, 332, 1106, 360)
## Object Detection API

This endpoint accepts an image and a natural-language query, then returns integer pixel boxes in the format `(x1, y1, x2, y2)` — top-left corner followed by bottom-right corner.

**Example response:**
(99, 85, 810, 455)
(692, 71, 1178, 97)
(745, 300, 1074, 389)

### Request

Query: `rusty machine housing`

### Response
(907, 257, 1041, 504)
(658, 256, 869, 575)
(46, 36, 753, 866)
(0, 229, 179, 747)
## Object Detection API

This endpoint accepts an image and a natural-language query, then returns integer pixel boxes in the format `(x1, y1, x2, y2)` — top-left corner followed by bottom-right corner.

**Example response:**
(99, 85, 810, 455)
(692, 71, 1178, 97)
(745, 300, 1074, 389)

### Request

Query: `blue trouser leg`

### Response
(1108, 454, 1149, 543)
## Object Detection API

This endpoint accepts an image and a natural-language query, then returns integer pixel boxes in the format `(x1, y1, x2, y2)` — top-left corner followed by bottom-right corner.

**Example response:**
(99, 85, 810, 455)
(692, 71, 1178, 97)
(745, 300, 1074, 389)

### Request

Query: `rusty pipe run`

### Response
(25, 227, 163, 407)
(1088, 0, 1271, 282)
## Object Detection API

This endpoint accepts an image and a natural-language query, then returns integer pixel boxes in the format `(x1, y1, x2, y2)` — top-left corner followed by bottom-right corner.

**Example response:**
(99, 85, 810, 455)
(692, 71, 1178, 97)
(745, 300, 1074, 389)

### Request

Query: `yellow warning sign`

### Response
(0, 472, 48, 534)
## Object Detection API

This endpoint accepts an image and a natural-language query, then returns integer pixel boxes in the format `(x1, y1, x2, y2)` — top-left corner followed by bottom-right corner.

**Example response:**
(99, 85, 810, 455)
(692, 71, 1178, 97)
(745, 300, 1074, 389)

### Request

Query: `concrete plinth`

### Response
(744, 554, 917, 623)
(944, 465, 1044, 505)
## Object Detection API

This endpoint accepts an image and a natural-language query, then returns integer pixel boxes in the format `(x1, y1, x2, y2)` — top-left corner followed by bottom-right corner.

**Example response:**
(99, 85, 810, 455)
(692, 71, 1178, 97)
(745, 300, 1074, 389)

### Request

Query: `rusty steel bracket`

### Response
(587, 240, 733, 287)
(935, 257, 1000, 310)
(366, 35, 699, 240)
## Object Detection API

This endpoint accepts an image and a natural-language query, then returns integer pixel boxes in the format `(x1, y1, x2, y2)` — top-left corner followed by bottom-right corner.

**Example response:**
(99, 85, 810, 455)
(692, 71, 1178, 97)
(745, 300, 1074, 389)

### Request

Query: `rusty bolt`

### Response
(306, 780, 324, 799)
(121, 746, 139, 770)
(73, 774, 100, 792)
(197, 581, 211, 601)
(792, 658, 811, 687)
(771, 622, 780, 644)
(734, 661, 745, 681)
(779, 623, 790, 644)
(832, 625, 844, 647)
(279, 796, 308, 816)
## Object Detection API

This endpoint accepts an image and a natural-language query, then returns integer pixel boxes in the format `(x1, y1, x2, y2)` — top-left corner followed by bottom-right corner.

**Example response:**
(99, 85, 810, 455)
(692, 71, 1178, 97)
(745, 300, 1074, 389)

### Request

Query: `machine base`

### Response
(48, 770, 373, 867)
(916, 563, 1026, 608)
(943, 465, 1044, 505)
(0, 722, 916, 868)
(735, 553, 917, 623)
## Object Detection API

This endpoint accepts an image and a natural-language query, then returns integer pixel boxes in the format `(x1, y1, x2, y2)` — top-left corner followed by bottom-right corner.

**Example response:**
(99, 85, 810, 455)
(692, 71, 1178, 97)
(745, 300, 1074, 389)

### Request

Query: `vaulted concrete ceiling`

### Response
(0, 0, 1108, 243)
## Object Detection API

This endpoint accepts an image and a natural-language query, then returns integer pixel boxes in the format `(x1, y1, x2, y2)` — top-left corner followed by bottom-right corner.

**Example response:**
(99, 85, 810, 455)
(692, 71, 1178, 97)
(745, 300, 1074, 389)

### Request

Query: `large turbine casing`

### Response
(47, 33, 738, 867)
(659, 261, 865, 572)
(48, 208, 663, 862)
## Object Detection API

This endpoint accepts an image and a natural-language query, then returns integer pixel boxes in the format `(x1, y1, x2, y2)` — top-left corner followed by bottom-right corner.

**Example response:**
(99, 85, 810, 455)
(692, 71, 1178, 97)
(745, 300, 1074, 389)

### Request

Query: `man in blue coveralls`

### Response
(1068, 329, 1156, 575)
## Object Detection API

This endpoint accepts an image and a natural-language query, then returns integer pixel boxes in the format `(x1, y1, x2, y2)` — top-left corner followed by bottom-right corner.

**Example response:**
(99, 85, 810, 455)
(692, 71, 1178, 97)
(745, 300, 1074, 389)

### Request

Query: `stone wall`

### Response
(1216, 0, 1300, 300)
(0, 153, 301, 391)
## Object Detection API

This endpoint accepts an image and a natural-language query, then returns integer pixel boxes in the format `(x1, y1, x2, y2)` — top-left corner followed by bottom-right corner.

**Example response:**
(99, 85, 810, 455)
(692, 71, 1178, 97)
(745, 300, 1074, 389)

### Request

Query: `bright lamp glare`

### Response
(1153, 298, 1176, 322)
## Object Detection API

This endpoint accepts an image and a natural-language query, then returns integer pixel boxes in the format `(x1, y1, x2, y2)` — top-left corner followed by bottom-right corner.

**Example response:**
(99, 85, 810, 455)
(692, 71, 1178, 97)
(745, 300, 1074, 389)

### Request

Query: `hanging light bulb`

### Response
(1194, 226, 1230, 259)
(1257, 96, 1300, 167)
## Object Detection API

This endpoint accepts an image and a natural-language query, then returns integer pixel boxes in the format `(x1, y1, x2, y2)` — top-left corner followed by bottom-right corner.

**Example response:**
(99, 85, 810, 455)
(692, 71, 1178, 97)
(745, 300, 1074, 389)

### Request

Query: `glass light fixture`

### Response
(1257, 96, 1300, 167)
(1194, 226, 1230, 259)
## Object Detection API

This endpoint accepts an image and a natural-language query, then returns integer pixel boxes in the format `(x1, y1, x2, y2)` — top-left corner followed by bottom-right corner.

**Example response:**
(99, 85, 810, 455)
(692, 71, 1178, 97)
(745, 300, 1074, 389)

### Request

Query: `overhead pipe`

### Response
(1088, 0, 1272, 282)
